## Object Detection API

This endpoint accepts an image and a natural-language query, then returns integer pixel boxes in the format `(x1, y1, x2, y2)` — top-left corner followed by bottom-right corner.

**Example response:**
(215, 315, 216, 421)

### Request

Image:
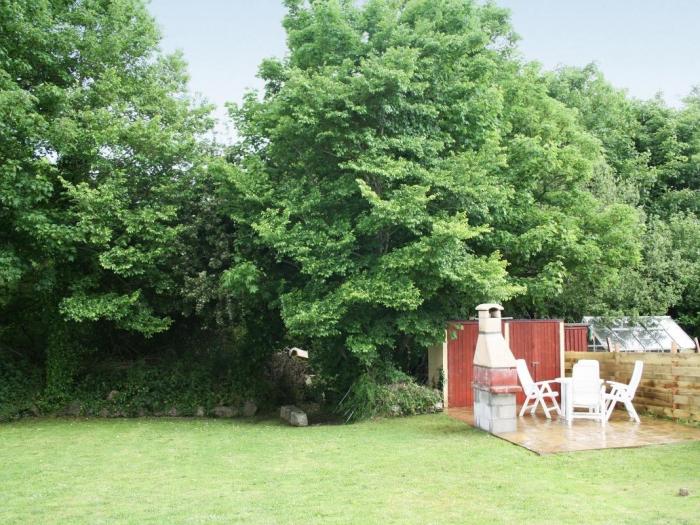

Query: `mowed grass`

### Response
(1, 415, 698, 525)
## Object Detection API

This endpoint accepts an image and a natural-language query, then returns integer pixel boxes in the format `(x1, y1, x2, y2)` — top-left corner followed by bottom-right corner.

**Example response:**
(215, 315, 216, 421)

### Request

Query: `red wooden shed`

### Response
(564, 323, 589, 352)
(428, 319, 565, 408)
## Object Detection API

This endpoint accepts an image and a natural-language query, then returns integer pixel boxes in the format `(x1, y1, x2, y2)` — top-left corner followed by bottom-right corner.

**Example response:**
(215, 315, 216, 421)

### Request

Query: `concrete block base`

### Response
(473, 388, 517, 434)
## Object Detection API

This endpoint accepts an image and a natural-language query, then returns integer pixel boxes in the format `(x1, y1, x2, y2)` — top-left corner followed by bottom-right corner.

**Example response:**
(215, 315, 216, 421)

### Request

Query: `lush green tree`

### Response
(481, 63, 644, 320)
(226, 0, 648, 395)
(641, 92, 700, 332)
(546, 64, 655, 206)
(547, 65, 700, 333)
(227, 0, 524, 390)
(0, 0, 223, 400)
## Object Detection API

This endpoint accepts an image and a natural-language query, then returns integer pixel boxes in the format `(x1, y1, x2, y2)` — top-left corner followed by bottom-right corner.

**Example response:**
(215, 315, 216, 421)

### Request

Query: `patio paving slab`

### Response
(448, 407, 700, 455)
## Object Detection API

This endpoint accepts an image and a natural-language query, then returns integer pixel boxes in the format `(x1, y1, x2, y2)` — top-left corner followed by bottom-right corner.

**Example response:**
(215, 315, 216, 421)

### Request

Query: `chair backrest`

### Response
(572, 360, 601, 407)
(627, 360, 644, 397)
(515, 359, 536, 396)
(576, 359, 600, 370)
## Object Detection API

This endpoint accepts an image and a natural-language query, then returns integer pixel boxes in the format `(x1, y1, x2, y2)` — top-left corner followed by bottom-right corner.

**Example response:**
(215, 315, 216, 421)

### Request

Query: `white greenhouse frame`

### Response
(582, 316, 696, 353)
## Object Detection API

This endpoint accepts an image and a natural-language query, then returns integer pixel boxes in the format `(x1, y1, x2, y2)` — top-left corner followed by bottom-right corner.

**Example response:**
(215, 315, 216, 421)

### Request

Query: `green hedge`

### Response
(0, 356, 42, 421)
(0, 348, 269, 421)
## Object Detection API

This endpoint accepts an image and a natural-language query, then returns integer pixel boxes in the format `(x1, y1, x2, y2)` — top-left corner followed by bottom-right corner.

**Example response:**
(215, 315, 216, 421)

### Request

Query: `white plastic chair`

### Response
(569, 360, 606, 424)
(516, 359, 561, 418)
(604, 360, 643, 423)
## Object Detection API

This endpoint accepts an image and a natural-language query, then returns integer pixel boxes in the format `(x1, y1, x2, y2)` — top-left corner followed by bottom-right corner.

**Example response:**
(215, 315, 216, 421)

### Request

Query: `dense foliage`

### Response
(1, 0, 699, 419)
(224, 0, 653, 400)
(0, 0, 276, 416)
(546, 65, 700, 332)
(338, 371, 442, 422)
(227, 0, 526, 395)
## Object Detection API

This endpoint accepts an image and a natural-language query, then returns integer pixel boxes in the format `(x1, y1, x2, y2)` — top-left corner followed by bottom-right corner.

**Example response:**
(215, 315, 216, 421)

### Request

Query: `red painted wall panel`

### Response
(446, 321, 478, 407)
(564, 324, 589, 351)
(508, 320, 561, 403)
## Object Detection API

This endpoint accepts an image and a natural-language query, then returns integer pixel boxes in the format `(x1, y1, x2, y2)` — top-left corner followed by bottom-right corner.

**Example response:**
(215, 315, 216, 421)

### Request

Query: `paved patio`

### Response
(448, 407, 700, 455)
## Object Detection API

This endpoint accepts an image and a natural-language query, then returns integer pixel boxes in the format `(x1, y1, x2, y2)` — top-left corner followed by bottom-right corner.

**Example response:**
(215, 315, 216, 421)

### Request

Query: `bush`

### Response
(338, 370, 442, 423)
(1, 344, 442, 423)
(0, 343, 271, 420)
(0, 355, 42, 421)
(71, 357, 260, 417)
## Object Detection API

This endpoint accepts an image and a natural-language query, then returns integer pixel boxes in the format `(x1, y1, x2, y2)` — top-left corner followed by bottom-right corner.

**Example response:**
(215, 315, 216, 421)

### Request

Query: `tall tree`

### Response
(0, 0, 215, 399)
(227, 0, 523, 389)
(489, 63, 644, 320)
(547, 65, 700, 333)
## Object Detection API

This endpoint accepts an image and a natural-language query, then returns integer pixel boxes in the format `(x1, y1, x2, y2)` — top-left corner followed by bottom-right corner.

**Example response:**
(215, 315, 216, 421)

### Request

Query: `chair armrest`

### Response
(606, 380, 628, 389)
(533, 380, 558, 387)
(534, 381, 560, 397)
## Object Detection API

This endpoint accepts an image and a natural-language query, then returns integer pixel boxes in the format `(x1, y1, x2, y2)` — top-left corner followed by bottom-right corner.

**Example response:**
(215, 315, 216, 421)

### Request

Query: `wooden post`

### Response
(559, 321, 565, 379)
(606, 337, 613, 352)
(442, 329, 448, 408)
(694, 337, 699, 353)
(672, 351, 680, 417)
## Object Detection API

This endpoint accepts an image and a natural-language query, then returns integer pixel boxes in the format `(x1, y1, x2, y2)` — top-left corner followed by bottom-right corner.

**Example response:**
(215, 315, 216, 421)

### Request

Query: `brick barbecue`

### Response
(472, 304, 520, 433)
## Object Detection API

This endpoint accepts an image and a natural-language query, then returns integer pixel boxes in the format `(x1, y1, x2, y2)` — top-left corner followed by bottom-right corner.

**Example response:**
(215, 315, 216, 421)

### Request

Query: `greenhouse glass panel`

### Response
(633, 328, 664, 351)
(612, 328, 644, 351)
(659, 318, 695, 349)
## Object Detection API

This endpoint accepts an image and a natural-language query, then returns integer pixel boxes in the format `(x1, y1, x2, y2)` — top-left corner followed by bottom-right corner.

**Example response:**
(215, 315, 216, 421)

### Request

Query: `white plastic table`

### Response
(556, 376, 606, 423)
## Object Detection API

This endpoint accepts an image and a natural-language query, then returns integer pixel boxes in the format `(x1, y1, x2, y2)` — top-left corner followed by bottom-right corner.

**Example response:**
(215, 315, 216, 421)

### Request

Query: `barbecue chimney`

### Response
(472, 304, 520, 433)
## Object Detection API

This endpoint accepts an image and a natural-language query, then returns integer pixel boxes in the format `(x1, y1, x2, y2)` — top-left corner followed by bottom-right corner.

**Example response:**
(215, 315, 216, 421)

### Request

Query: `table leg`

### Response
(559, 379, 572, 422)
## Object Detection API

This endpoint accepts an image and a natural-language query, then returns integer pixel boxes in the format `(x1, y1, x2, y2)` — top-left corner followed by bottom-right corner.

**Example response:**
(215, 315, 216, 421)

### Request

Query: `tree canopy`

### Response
(0, 0, 224, 401)
(547, 64, 700, 332)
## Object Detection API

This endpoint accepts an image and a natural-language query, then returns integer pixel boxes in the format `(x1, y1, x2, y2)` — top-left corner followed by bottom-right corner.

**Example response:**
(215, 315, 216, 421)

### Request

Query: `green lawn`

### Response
(1, 415, 698, 524)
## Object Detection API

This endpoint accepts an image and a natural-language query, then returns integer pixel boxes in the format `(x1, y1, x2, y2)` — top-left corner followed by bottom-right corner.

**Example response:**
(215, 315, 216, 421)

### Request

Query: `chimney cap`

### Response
(475, 303, 503, 312)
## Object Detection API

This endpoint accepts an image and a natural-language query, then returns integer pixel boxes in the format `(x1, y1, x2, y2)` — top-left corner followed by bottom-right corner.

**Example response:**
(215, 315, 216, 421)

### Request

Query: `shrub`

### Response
(70, 347, 270, 417)
(0, 355, 42, 421)
(0, 342, 271, 420)
(338, 370, 442, 423)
